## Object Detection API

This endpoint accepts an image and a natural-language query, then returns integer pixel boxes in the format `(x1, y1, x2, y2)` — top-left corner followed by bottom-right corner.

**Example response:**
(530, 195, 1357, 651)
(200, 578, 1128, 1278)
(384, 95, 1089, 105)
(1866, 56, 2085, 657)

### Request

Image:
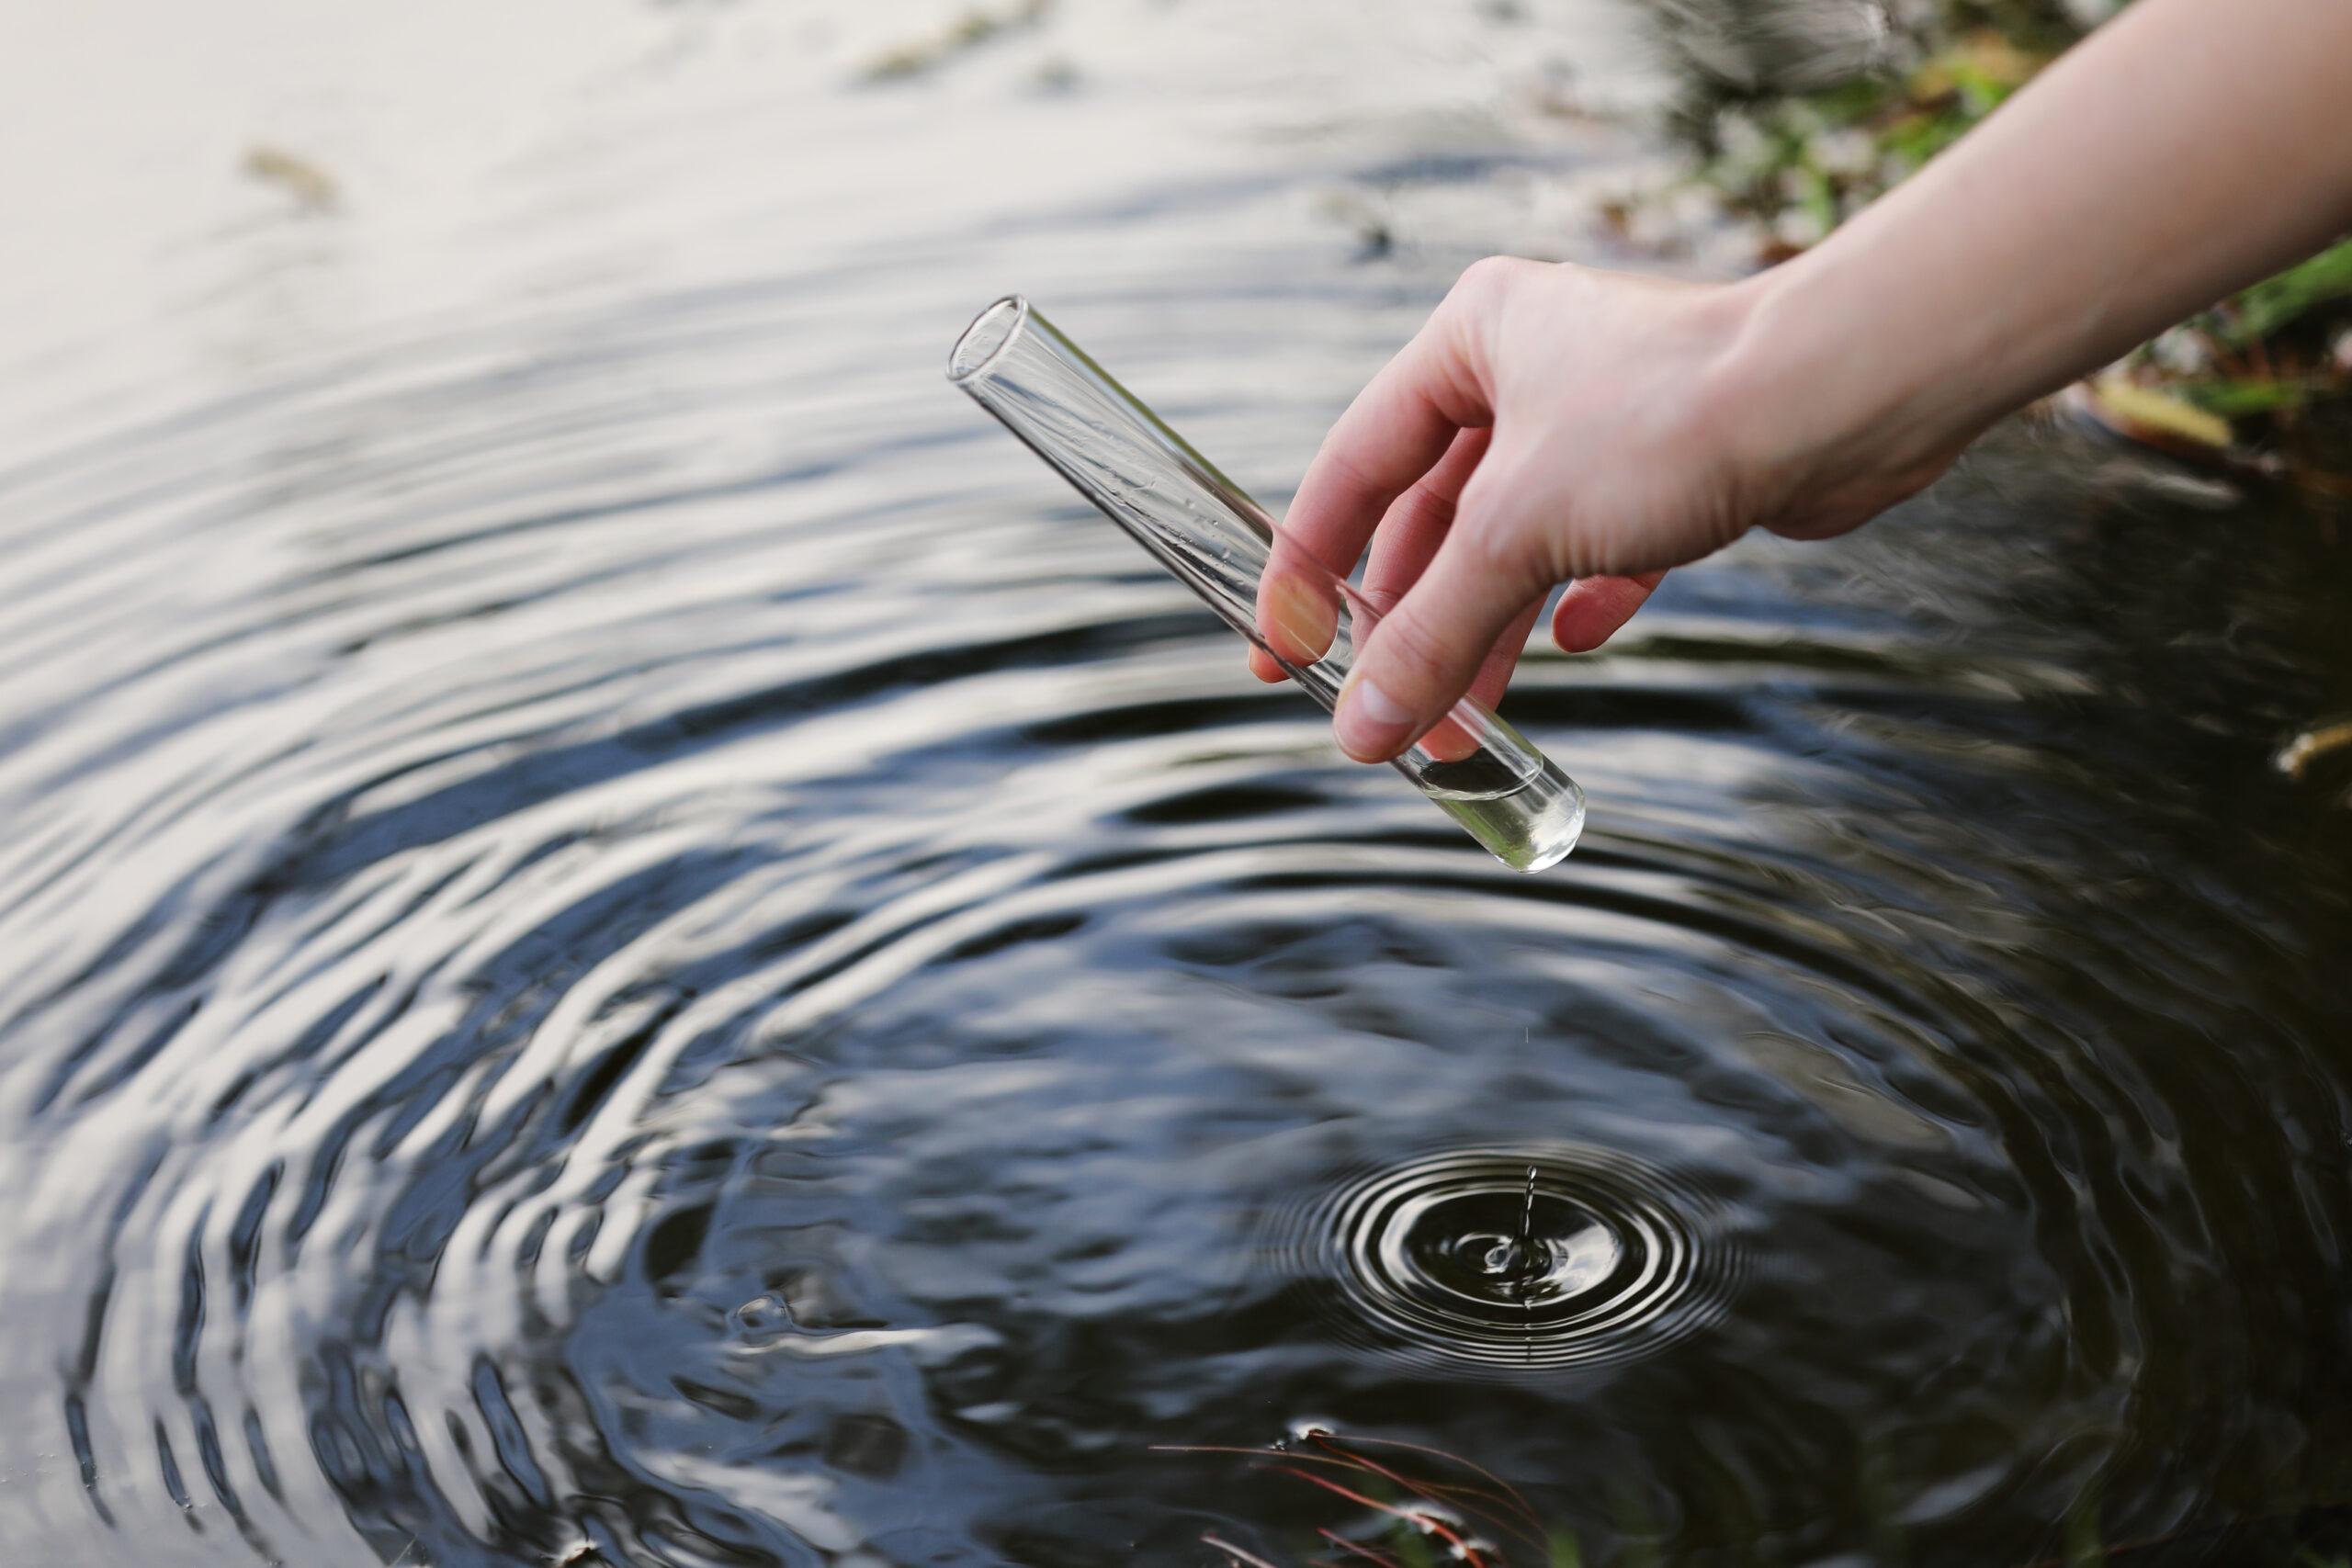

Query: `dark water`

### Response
(5, 7, 2352, 1566)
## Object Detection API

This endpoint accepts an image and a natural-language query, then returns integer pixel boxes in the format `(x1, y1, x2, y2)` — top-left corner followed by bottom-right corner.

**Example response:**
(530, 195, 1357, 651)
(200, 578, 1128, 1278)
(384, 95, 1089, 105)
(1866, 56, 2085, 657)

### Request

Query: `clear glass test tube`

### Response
(947, 295, 1583, 873)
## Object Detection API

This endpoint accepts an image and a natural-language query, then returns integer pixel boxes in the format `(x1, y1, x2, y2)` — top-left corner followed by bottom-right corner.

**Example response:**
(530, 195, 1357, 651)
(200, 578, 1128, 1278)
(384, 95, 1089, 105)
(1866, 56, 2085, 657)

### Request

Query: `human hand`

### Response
(1257, 255, 1962, 762)
(1255, 0, 2352, 767)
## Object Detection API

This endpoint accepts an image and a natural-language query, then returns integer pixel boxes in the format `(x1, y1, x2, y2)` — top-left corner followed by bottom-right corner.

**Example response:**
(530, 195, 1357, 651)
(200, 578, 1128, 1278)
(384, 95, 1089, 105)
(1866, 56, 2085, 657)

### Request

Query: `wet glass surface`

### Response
(1, 3, 2349, 1565)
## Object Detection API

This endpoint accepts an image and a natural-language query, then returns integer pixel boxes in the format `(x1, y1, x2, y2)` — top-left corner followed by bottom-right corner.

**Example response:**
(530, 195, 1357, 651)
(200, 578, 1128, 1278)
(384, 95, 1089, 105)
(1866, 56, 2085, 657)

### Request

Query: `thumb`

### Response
(1331, 492, 1547, 763)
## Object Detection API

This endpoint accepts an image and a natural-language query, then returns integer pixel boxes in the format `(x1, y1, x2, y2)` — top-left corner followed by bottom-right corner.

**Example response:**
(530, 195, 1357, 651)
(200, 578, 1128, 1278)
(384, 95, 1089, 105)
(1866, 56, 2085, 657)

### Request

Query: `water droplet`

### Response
(729, 1293, 792, 1339)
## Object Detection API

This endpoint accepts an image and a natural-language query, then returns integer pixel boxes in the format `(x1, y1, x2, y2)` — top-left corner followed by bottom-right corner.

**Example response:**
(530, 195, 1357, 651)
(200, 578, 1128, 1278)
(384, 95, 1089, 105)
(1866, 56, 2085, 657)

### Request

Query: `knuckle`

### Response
(1324, 431, 1374, 473)
(1570, 533, 1645, 581)
(1439, 259, 1516, 343)
(1312, 434, 1379, 498)
(1304, 448, 1393, 545)
(1559, 525, 1618, 581)
(1550, 481, 1683, 580)
(1452, 254, 1524, 303)
(1389, 475, 1460, 536)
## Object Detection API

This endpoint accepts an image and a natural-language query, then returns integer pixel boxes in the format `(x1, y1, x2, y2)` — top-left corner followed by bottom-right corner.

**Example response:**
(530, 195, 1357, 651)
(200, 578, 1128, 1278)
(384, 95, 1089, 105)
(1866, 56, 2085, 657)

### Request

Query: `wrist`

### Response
(1703, 239, 1994, 534)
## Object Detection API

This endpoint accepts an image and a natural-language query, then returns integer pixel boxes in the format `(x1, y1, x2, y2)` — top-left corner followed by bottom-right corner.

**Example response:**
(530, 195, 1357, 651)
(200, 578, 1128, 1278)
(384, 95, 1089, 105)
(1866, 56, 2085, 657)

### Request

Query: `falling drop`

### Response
(1518, 1163, 1537, 1363)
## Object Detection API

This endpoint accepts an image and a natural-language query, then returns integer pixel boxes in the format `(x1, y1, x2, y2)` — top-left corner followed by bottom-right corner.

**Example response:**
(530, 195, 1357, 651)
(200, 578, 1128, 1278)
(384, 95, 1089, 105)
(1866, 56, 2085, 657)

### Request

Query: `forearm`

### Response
(1729, 0, 2352, 483)
(1296, 0, 2352, 759)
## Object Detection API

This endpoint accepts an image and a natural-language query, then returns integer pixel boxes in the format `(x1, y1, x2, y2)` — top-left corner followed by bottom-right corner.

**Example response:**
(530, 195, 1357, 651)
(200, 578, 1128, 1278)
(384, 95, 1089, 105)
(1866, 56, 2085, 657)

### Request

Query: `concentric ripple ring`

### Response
(1295, 1146, 1740, 1371)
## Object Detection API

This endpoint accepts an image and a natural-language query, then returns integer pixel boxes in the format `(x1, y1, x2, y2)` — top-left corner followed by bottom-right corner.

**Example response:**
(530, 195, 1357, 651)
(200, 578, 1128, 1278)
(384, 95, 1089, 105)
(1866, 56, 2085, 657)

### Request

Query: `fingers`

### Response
(1253, 259, 1539, 750)
(1469, 596, 1544, 710)
(1280, 297, 1494, 583)
(1552, 570, 1666, 653)
(1250, 400, 1493, 689)
(1330, 455, 1553, 762)
(1254, 548, 1339, 666)
(1359, 427, 1528, 724)
(1336, 425, 1499, 732)
(1404, 592, 1543, 762)
(1359, 426, 1494, 612)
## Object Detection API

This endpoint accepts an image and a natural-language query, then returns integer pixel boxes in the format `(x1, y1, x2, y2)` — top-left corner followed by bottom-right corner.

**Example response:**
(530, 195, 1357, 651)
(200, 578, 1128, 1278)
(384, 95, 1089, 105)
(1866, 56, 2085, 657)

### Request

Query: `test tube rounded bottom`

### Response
(1425, 752, 1585, 873)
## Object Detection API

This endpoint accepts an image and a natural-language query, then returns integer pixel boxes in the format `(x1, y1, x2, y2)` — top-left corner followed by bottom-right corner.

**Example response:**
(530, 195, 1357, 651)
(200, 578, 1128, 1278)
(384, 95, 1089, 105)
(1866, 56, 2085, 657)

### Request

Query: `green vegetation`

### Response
(1689, 28, 2045, 256)
(2105, 237, 2352, 489)
(1651, 1, 2352, 490)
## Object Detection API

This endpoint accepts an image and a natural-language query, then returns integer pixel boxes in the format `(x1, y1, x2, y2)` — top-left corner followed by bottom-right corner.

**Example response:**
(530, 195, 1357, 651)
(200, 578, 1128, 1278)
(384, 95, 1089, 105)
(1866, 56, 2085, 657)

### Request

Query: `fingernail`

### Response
(1262, 572, 1338, 667)
(1334, 675, 1414, 761)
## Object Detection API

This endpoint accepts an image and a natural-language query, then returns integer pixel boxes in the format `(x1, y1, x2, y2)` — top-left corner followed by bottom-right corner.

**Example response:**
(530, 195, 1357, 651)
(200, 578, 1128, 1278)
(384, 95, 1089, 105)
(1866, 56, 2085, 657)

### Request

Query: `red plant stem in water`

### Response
(1306, 1437, 1545, 1552)
(1271, 1467, 1492, 1568)
(1308, 1433, 1548, 1540)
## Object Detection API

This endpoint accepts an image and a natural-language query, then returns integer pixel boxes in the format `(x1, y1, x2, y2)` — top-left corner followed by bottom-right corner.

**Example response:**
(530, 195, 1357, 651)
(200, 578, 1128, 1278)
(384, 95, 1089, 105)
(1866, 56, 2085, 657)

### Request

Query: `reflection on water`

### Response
(1, 2, 2350, 1566)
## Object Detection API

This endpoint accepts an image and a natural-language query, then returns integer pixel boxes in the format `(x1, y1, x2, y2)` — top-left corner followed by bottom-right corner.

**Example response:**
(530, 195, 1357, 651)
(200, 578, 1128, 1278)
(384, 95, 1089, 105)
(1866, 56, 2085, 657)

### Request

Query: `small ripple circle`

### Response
(1280, 1145, 1739, 1371)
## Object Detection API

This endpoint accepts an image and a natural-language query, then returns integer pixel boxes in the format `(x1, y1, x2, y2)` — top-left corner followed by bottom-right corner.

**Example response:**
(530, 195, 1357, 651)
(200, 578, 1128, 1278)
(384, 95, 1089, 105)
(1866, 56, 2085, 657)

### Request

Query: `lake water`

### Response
(2, 2, 2349, 1564)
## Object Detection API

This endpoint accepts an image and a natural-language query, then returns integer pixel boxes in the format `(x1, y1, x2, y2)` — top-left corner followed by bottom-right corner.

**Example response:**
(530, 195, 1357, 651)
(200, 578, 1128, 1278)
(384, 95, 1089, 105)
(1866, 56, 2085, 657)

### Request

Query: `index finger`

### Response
(1277, 307, 1495, 581)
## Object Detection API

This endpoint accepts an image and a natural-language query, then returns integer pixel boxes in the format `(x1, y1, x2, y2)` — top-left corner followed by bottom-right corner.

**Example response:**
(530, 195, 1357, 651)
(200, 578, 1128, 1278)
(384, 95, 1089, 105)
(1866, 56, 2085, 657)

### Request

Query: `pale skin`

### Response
(1250, 0, 2352, 763)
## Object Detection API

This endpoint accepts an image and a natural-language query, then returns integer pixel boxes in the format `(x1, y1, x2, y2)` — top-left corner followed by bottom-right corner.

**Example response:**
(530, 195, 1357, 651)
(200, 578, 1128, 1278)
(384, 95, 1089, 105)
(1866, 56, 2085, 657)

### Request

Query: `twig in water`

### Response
(1202, 1532, 1285, 1568)
(1319, 1527, 1411, 1568)
(1272, 1466, 1491, 1568)
(1305, 1433, 1546, 1553)
(1309, 1432, 1549, 1544)
(2278, 718, 2352, 781)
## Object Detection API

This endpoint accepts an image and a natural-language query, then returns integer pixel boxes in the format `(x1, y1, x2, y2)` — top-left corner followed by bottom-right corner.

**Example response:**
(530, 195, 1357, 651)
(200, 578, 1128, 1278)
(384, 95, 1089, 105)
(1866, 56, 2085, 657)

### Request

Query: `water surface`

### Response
(2, 3, 2350, 1564)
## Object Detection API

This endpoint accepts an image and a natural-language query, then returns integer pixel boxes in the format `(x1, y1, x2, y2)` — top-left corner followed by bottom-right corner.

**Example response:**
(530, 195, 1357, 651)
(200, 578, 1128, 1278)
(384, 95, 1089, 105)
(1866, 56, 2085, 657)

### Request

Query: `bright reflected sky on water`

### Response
(6, 8, 2352, 1568)
(0, 0, 1675, 446)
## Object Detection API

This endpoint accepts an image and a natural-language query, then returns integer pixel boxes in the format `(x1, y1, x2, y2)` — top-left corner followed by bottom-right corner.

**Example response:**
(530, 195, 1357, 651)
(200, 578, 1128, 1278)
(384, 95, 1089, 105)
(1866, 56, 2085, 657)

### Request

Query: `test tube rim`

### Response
(947, 295, 1031, 385)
